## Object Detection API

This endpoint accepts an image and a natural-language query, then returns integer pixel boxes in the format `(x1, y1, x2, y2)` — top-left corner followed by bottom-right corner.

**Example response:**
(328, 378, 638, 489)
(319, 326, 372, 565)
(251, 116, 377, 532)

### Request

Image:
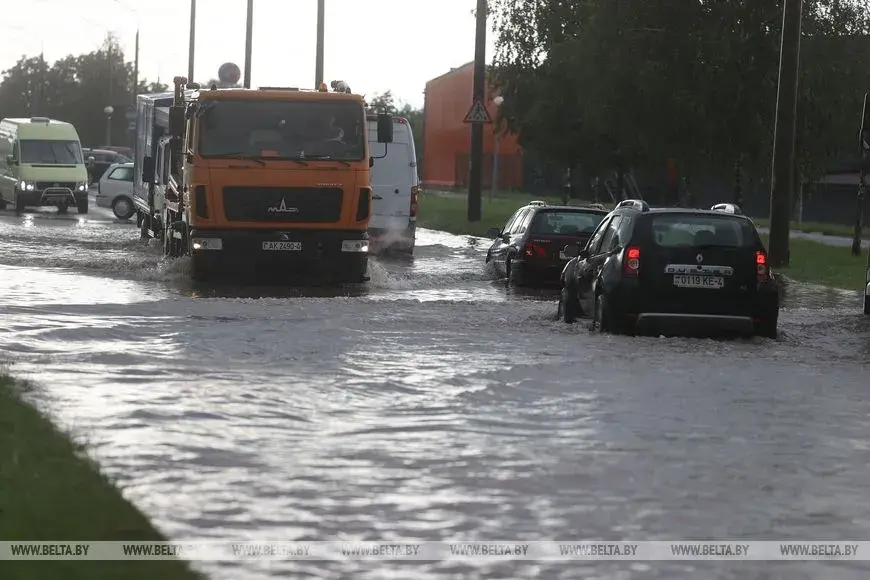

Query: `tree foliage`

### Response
(491, 0, 870, 187)
(0, 34, 167, 147)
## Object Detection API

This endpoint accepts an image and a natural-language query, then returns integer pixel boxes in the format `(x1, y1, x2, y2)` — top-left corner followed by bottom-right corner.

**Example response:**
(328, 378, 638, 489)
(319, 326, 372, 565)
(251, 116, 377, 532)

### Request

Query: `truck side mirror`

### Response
(169, 106, 185, 138)
(86, 156, 95, 166)
(6, 154, 15, 165)
(369, 157, 374, 168)
(562, 244, 579, 258)
(376, 113, 393, 143)
(142, 156, 155, 183)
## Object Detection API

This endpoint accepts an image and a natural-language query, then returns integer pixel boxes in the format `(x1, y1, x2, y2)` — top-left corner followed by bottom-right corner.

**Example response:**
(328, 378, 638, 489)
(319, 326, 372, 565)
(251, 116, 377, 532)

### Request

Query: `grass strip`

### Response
(0, 373, 203, 579)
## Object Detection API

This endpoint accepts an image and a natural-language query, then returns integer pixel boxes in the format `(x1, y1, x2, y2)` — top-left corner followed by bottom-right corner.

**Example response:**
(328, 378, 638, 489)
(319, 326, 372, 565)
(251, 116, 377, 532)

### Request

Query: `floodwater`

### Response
(2, 200, 870, 579)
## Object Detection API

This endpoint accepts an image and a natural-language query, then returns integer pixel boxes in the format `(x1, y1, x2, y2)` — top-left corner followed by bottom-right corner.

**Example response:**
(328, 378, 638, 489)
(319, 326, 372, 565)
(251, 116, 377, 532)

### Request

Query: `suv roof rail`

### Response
(528, 200, 548, 206)
(615, 199, 649, 212)
(710, 203, 743, 215)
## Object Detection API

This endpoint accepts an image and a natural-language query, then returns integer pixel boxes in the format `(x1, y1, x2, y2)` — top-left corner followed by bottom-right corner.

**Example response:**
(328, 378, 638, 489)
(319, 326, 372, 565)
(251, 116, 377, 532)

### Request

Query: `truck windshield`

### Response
(198, 99, 366, 162)
(19, 140, 83, 164)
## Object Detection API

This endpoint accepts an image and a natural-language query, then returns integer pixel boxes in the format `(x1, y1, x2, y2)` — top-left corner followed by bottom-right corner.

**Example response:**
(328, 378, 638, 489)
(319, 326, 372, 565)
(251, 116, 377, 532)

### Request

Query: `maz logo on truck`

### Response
(267, 198, 299, 213)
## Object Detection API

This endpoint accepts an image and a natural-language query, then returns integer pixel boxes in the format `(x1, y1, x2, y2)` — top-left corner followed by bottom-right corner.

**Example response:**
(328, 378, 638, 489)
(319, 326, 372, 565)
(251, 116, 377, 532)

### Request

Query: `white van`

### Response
(0, 117, 89, 214)
(367, 115, 419, 254)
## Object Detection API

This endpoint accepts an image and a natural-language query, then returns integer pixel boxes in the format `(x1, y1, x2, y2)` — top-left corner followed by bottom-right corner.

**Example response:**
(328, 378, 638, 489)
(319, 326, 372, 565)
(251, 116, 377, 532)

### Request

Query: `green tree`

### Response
(490, 0, 870, 196)
(0, 34, 167, 147)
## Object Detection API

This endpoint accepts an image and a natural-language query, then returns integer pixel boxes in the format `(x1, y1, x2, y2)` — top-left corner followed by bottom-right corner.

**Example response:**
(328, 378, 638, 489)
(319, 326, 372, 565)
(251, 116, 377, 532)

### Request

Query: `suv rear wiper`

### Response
(693, 244, 739, 250)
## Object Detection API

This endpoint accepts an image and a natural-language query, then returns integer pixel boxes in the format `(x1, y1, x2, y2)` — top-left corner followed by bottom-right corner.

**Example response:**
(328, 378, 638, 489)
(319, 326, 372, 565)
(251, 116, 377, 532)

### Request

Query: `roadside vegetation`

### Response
(0, 373, 202, 580)
(418, 191, 866, 291)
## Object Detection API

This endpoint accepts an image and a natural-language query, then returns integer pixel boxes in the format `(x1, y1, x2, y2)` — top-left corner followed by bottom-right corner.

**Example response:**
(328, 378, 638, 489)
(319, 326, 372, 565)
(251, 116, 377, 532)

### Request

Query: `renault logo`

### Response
(696, 253, 703, 264)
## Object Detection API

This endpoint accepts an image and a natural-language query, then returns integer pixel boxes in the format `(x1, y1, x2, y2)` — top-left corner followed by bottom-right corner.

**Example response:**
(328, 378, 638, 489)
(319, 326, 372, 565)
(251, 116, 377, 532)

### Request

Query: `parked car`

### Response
(82, 148, 132, 183)
(97, 145, 133, 158)
(558, 200, 780, 338)
(483, 200, 609, 286)
(95, 162, 136, 220)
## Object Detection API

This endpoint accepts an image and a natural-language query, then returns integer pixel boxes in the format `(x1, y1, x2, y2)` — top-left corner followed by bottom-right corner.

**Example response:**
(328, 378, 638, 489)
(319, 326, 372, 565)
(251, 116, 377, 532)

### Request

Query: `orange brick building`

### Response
(422, 62, 524, 189)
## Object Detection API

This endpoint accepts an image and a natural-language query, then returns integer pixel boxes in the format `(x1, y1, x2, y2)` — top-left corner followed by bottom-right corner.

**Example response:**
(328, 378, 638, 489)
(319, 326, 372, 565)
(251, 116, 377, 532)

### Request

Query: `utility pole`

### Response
(768, 0, 802, 267)
(468, 0, 487, 222)
(133, 29, 139, 103)
(315, 0, 325, 88)
(244, 0, 253, 88)
(188, 0, 196, 81)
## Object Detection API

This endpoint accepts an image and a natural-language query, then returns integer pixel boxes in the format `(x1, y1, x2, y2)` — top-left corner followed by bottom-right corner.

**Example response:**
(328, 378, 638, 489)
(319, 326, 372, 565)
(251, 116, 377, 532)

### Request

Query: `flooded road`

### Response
(2, 205, 870, 579)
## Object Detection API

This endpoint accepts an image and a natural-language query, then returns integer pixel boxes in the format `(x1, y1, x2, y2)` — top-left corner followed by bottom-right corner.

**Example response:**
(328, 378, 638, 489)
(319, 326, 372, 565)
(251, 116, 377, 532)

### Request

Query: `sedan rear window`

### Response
(651, 214, 757, 248)
(529, 211, 604, 236)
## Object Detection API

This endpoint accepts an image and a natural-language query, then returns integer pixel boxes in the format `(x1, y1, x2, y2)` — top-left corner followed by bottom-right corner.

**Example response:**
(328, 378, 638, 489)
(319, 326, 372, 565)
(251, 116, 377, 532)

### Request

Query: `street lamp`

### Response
(490, 95, 504, 200)
(104, 105, 114, 146)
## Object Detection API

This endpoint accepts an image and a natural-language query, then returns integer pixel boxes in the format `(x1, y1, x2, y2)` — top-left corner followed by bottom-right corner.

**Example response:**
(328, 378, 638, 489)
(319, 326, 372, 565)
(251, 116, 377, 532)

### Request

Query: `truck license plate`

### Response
(262, 241, 302, 251)
(673, 275, 723, 289)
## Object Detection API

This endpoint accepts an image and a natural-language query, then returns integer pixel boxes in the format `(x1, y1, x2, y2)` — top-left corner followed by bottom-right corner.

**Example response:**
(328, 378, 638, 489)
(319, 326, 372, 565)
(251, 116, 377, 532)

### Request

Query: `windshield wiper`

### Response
(302, 154, 351, 167)
(216, 153, 266, 166)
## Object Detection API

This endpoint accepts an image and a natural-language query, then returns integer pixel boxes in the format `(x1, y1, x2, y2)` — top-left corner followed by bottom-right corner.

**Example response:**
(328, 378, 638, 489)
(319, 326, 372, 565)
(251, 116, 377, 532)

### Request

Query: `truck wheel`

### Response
(15, 193, 25, 215)
(77, 196, 88, 214)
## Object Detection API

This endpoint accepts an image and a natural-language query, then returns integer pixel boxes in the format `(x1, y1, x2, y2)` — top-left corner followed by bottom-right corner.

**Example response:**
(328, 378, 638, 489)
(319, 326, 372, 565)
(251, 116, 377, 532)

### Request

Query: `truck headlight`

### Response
(77, 183, 87, 192)
(341, 240, 369, 253)
(192, 238, 222, 251)
(18, 180, 35, 191)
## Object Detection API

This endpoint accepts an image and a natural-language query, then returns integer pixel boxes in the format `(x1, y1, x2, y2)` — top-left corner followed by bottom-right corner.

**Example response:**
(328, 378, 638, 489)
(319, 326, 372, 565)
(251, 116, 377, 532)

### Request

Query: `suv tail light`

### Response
(410, 185, 420, 218)
(756, 250, 770, 283)
(523, 243, 546, 259)
(623, 246, 640, 277)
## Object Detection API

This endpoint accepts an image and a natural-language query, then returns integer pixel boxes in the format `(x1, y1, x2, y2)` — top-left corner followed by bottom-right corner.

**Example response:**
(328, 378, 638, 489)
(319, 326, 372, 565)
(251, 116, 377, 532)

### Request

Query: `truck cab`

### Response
(137, 76, 393, 283)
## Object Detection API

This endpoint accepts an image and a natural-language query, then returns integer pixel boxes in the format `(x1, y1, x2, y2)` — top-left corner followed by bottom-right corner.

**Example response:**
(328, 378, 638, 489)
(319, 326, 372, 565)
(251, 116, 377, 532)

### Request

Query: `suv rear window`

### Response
(529, 211, 604, 236)
(650, 214, 757, 248)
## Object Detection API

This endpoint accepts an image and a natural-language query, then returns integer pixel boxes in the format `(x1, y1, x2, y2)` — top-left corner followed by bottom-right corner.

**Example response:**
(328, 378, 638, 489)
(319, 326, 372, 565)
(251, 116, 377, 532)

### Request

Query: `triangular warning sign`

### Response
(463, 99, 492, 124)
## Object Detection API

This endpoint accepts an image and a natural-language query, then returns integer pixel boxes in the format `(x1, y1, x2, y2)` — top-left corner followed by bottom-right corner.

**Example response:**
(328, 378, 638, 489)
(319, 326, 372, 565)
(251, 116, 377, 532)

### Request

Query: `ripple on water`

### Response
(2, 218, 870, 578)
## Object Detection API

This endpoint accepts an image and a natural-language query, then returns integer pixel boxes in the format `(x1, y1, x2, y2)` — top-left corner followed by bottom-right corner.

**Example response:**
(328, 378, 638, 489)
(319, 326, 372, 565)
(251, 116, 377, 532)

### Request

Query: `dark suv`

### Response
(484, 201, 609, 286)
(558, 200, 780, 338)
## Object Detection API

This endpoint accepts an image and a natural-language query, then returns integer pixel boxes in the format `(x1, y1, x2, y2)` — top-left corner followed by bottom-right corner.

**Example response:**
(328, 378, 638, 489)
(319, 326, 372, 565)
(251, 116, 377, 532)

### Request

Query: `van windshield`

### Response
(19, 140, 83, 165)
(651, 214, 757, 248)
(198, 99, 366, 161)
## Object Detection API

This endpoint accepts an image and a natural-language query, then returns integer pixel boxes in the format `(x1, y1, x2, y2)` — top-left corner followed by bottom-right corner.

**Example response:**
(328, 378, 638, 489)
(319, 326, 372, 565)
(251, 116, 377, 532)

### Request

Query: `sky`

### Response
(5, 0, 499, 109)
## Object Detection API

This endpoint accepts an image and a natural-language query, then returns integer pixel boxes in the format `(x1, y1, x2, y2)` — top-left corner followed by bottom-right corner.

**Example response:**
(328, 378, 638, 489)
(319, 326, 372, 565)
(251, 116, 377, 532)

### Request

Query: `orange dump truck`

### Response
(137, 75, 393, 283)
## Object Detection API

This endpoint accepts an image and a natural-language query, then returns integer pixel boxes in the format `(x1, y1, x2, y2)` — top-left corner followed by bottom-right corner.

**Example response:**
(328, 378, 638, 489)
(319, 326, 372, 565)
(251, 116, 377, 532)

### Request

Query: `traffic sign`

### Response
(463, 99, 492, 124)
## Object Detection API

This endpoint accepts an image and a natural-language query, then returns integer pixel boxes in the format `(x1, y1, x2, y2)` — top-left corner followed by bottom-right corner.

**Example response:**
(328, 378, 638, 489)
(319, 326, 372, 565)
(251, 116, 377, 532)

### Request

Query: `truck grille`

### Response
(222, 187, 344, 222)
(36, 181, 76, 191)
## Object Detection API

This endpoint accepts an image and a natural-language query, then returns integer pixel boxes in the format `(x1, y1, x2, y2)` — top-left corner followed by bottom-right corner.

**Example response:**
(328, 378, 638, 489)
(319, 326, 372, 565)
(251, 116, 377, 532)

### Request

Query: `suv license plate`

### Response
(262, 241, 302, 251)
(673, 275, 723, 289)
